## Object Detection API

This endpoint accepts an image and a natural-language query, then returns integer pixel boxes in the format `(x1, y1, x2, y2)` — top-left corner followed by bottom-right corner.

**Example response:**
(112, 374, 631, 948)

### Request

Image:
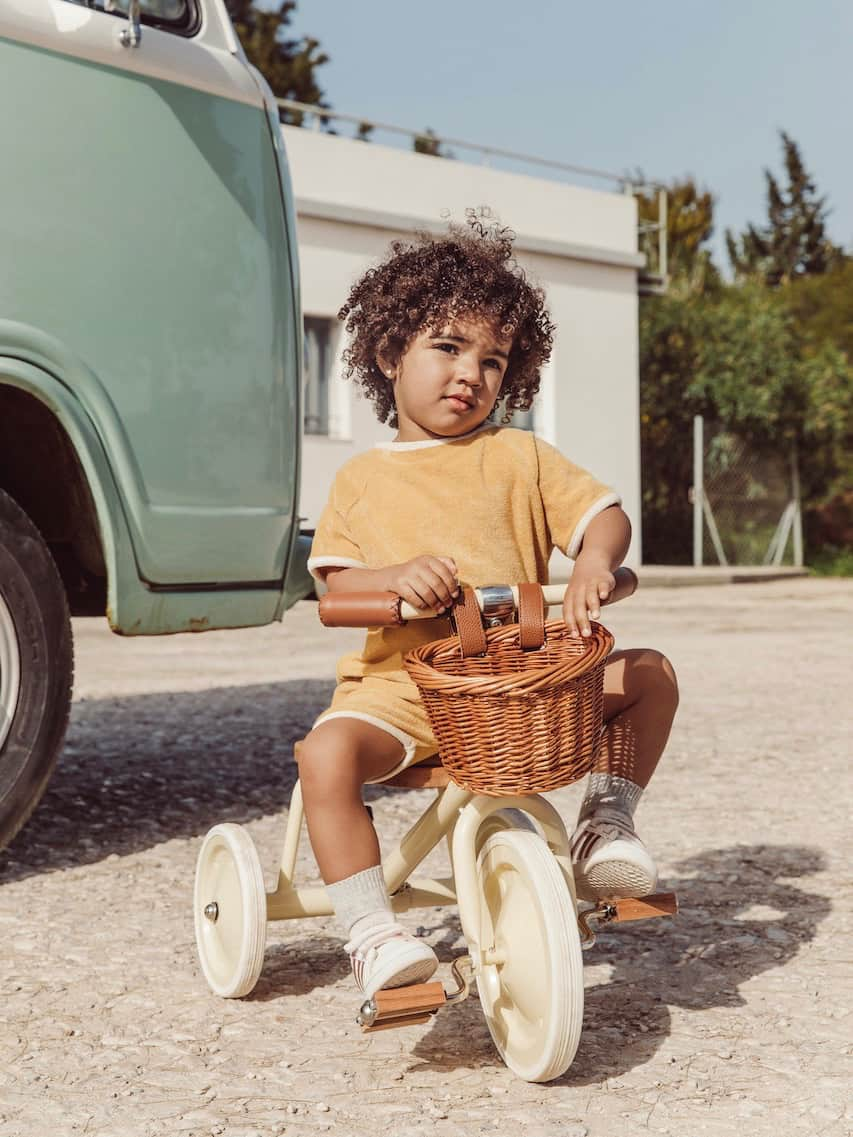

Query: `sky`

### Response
(276, 0, 853, 269)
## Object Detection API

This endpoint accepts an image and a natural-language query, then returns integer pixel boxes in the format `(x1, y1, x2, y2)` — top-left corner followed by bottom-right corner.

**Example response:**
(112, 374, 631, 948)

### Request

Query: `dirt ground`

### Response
(0, 577, 850, 1137)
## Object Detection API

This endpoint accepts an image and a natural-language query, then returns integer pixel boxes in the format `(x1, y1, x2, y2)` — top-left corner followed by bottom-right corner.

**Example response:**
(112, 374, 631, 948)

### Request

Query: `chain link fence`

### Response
(693, 416, 803, 566)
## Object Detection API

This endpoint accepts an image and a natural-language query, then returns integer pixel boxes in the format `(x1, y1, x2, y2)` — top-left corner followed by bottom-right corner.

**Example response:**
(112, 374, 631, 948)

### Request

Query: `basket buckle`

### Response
(479, 584, 515, 628)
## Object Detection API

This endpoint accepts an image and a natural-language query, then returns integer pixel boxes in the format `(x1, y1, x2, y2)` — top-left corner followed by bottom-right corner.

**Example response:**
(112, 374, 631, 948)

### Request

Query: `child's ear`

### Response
(376, 352, 397, 381)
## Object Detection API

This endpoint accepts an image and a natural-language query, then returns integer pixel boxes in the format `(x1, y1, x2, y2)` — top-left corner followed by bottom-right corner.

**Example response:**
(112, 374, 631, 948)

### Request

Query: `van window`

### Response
(60, 0, 196, 33)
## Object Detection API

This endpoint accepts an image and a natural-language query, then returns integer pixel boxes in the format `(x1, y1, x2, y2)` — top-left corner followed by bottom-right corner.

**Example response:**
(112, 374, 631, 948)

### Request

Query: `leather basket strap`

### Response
(517, 582, 545, 650)
(452, 587, 487, 657)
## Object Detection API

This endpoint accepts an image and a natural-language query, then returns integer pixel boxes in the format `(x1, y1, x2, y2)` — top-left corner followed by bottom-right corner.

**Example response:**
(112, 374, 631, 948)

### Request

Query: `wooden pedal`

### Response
(598, 892, 678, 923)
(358, 981, 447, 1033)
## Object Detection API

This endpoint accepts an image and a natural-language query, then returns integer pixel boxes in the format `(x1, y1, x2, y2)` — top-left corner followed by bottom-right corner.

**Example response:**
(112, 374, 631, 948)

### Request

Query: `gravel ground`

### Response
(0, 577, 850, 1137)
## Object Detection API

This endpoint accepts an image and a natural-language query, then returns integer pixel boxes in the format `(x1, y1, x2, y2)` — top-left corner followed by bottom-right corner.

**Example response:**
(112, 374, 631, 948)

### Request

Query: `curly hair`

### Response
(337, 210, 555, 427)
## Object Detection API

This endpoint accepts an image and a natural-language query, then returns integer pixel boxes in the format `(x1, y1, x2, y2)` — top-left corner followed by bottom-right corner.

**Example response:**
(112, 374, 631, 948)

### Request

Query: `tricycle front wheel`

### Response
(475, 827, 584, 1082)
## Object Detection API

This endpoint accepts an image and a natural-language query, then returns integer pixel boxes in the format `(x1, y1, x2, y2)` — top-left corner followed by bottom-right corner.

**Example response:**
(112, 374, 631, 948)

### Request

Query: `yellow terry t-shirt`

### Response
(307, 426, 619, 759)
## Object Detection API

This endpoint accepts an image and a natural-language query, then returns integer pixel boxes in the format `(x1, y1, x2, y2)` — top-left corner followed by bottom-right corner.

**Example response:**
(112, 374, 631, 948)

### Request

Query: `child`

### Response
(303, 213, 679, 999)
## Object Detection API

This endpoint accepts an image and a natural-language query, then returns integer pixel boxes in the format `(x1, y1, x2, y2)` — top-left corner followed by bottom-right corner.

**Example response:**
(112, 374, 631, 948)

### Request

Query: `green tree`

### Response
(636, 177, 720, 295)
(640, 282, 852, 562)
(225, 1, 329, 123)
(785, 259, 853, 362)
(726, 132, 843, 286)
(640, 140, 851, 565)
(639, 293, 705, 562)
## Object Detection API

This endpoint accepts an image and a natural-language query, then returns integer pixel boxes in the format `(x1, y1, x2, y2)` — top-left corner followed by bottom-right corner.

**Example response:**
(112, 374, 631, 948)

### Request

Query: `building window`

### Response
(303, 316, 336, 435)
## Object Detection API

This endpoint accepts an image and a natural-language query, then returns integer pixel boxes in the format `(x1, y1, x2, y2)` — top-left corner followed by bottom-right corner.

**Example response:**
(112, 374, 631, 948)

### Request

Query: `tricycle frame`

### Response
(265, 774, 577, 970)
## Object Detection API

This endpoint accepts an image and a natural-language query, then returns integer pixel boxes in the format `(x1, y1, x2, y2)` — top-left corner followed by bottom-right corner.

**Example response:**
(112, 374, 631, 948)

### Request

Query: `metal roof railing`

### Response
(276, 98, 668, 293)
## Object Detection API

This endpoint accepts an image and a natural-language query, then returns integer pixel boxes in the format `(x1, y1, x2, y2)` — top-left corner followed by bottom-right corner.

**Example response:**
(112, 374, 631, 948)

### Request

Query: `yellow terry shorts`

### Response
(314, 675, 439, 784)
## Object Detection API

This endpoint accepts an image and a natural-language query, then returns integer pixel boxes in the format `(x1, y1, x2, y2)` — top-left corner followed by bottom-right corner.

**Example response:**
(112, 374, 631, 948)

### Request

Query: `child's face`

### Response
(384, 317, 512, 442)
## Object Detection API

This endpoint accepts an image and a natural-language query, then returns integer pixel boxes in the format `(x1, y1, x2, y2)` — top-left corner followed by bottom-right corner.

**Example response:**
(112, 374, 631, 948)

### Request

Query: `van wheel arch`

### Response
(0, 385, 107, 616)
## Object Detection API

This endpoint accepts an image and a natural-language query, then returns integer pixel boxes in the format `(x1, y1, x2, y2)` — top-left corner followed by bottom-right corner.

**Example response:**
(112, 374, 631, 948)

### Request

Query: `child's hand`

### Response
(383, 556, 460, 612)
(563, 554, 616, 638)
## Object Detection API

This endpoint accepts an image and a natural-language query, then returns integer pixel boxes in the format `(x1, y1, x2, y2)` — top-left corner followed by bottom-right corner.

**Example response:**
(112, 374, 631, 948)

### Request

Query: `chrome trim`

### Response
(356, 999, 377, 1028)
(118, 0, 142, 47)
(478, 584, 515, 623)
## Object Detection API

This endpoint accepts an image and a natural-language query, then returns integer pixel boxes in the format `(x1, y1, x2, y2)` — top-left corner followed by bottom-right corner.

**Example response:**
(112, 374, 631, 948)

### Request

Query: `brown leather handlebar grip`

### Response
(318, 592, 404, 628)
(605, 566, 638, 606)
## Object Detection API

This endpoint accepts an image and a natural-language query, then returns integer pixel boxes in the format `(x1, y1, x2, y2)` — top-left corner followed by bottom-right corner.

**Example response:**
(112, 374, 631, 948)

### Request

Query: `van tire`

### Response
(0, 488, 74, 850)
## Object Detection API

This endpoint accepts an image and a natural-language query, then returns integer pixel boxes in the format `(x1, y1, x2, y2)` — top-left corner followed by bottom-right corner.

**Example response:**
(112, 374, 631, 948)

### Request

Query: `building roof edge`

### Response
(294, 197, 645, 271)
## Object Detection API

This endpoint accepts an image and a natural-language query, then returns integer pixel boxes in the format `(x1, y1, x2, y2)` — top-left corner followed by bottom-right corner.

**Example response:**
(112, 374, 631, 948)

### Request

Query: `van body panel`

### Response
(0, 355, 293, 633)
(0, 21, 301, 587)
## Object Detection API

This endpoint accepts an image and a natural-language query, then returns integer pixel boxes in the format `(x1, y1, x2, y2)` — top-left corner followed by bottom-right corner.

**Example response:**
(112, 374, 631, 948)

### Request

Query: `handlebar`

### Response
(318, 566, 638, 629)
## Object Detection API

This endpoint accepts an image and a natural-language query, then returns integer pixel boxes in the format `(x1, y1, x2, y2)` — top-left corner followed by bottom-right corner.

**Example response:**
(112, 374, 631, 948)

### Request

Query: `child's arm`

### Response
(324, 556, 460, 613)
(564, 505, 632, 638)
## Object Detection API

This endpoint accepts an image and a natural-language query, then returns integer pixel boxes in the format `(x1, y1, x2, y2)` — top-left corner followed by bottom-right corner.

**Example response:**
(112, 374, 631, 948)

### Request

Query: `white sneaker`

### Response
(344, 922, 439, 998)
(571, 807, 658, 901)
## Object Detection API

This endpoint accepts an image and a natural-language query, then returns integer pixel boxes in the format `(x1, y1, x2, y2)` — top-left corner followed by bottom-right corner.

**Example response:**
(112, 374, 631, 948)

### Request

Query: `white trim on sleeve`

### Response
(565, 493, 622, 559)
(307, 555, 369, 583)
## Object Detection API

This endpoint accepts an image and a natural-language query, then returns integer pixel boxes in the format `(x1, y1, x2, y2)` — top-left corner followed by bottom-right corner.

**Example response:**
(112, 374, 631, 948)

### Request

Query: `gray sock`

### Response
(580, 773, 643, 820)
(325, 865, 393, 939)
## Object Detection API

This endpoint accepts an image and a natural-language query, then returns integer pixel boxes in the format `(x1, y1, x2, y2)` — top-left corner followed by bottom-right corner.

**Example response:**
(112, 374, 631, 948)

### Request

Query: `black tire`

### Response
(0, 488, 74, 849)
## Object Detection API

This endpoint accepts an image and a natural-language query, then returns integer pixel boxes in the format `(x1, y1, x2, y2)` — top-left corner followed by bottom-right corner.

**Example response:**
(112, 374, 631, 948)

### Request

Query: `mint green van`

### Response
(0, 0, 311, 847)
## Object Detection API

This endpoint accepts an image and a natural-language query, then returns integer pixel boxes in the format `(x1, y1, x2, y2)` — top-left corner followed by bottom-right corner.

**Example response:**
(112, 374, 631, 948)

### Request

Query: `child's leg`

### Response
(298, 717, 438, 994)
(593, 648, 680, 788)
(572, 649, 679, 899)
(299, 717, 405, 883)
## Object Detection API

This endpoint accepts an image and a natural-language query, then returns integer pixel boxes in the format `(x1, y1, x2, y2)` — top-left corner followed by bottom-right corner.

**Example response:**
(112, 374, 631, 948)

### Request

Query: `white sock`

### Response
(325, 865, 393, 939)
(580, 773, 643, 820)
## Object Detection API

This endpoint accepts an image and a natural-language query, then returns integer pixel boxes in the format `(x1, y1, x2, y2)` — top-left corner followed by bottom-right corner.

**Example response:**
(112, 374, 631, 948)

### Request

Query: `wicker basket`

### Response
(404, 585, 614, 796)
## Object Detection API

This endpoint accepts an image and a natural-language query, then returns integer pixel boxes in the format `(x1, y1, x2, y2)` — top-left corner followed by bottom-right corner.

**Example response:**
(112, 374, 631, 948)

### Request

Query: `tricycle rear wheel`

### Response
(194, 823, 267, 998)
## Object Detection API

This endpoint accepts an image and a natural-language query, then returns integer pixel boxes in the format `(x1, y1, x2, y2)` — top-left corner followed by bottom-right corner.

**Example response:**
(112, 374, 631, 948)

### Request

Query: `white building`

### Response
(284, 125, 647, 569)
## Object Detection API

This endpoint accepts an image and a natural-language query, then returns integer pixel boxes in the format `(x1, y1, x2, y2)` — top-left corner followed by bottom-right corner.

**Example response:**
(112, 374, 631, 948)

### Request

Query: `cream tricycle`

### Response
(193, 570, 676, 1083)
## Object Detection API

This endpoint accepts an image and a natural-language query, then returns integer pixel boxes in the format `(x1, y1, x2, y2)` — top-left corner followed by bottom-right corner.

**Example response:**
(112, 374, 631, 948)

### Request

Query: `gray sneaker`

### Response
(571, 808, 658, 901)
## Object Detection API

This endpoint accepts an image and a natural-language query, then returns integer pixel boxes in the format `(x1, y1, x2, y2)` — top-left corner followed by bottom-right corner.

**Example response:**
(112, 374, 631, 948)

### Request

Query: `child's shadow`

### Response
(407, 842, 830, 1080)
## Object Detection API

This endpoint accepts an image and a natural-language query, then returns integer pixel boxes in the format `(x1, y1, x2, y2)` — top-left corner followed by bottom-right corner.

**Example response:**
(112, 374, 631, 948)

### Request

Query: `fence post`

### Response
(792, 444, 803, 567)
(693, 415, 703, 566)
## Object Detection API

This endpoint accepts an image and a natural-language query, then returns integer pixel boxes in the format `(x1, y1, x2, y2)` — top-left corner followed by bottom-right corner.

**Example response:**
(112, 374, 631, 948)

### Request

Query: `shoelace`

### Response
(343, 921, 408, 961)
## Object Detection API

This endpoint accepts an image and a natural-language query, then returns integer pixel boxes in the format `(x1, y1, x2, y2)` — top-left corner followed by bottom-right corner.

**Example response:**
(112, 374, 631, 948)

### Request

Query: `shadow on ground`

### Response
(0, 689, 832, 1087)
(408, 843, 830, 1083)
(0, 680, 360, 882)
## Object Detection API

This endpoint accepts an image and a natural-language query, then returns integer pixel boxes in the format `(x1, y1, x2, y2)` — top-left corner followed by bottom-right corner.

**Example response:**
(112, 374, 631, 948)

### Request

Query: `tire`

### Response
(194, 823, 267, 998)
(0, 488, 74, 849)
(475, 828, 584, 1082)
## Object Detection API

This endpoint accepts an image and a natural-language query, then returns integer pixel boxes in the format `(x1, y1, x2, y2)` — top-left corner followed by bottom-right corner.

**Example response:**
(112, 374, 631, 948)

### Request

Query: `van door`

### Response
(0, 0, 301, 586)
